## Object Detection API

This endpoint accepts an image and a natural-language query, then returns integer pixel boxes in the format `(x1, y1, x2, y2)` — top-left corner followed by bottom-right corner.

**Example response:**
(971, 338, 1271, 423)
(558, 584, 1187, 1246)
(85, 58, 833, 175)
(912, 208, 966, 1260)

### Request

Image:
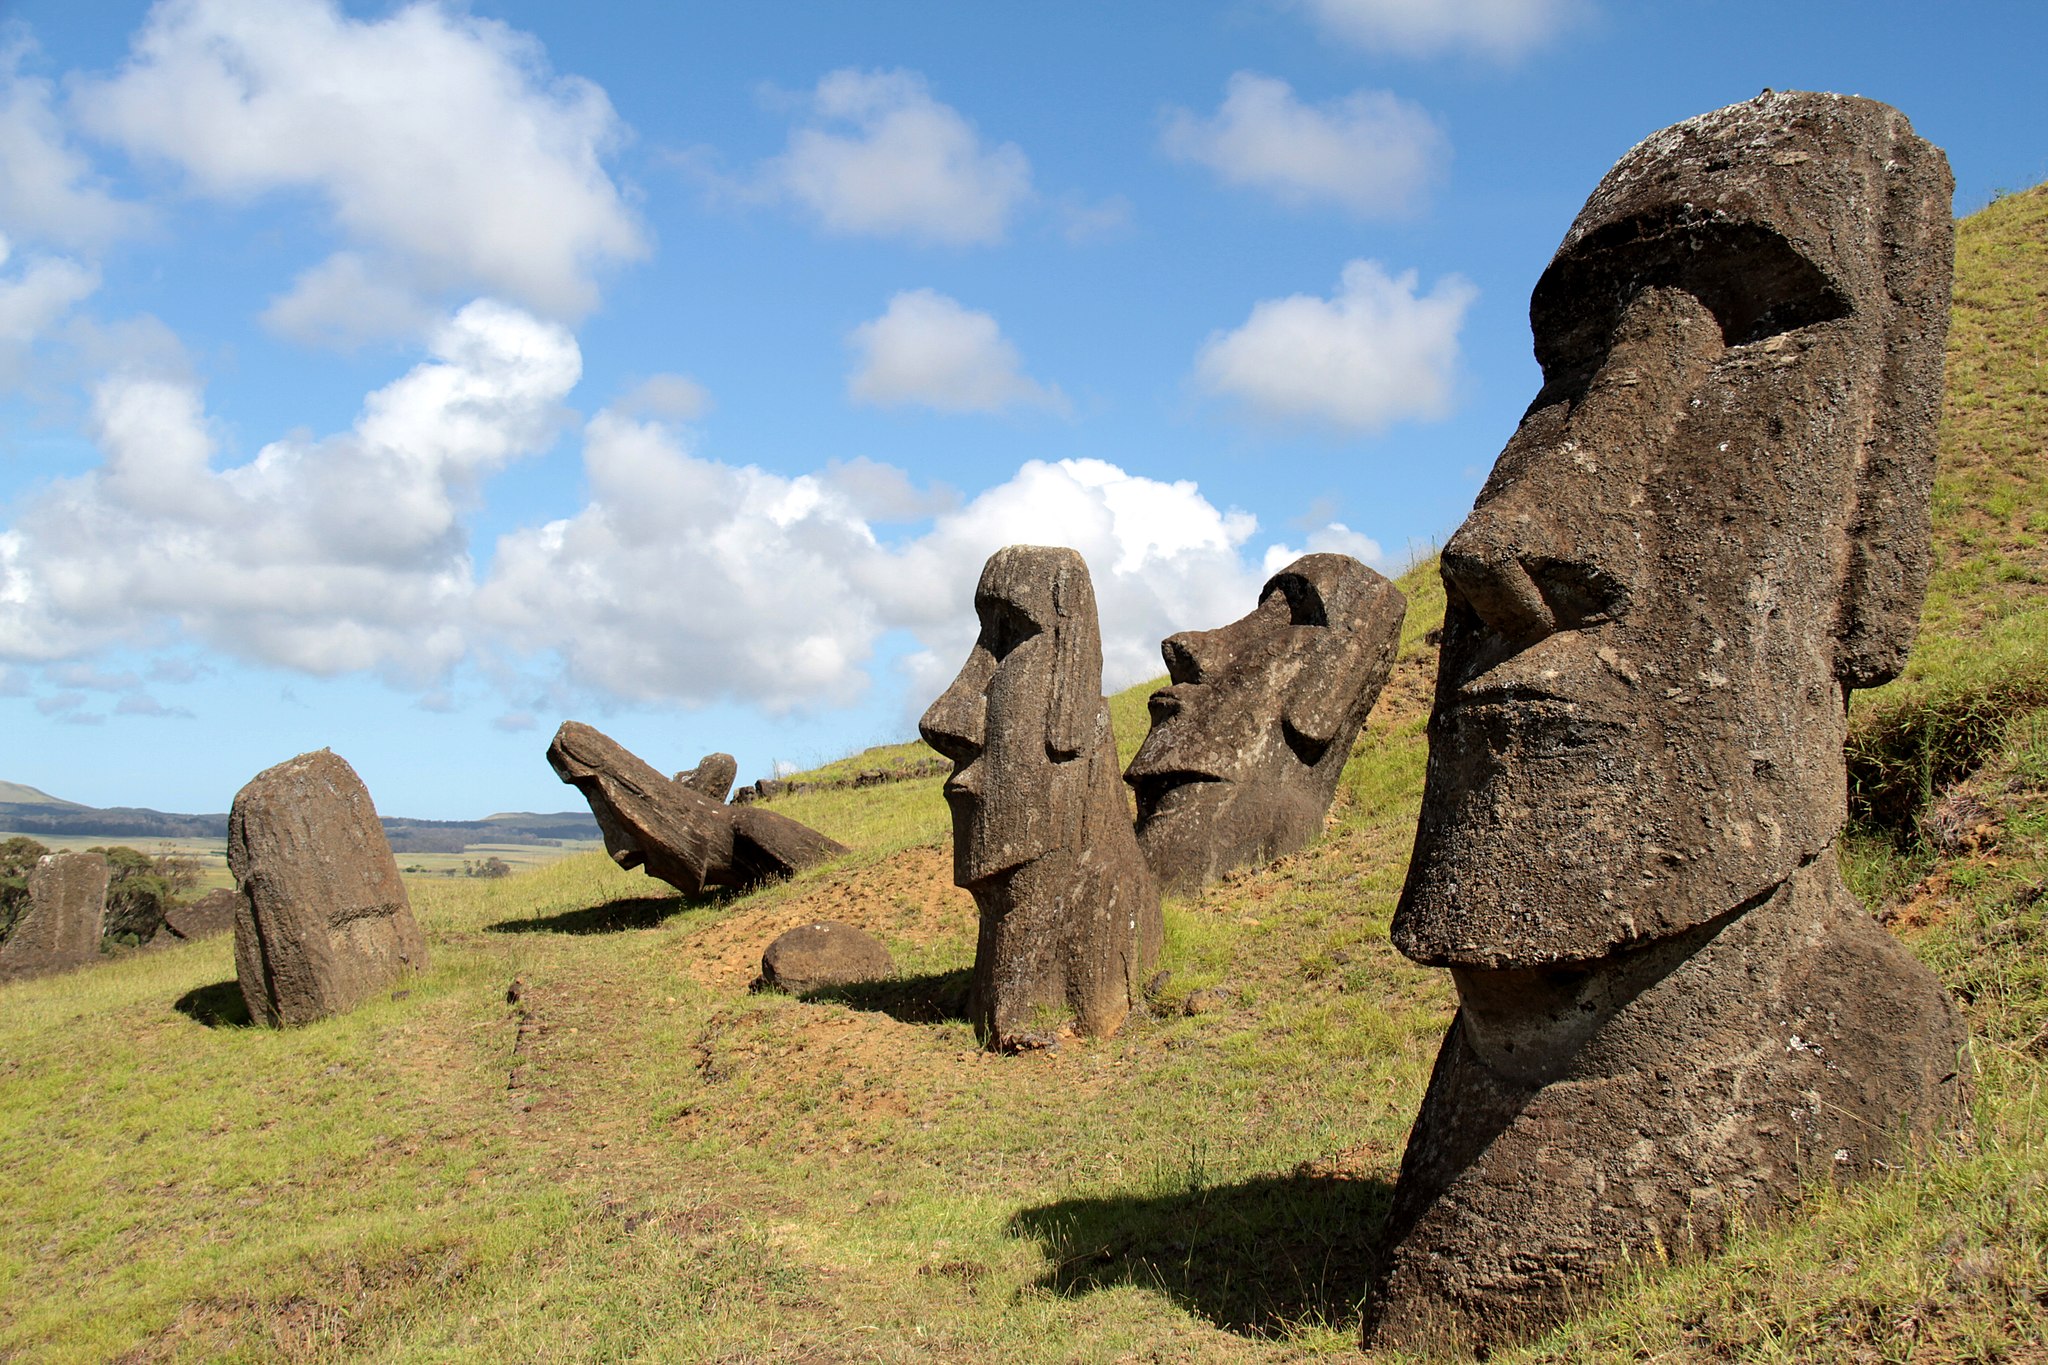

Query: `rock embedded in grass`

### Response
(759, 921, 895, 994)
(0, 850, 108, 980)
(228, 749, 428, 1028)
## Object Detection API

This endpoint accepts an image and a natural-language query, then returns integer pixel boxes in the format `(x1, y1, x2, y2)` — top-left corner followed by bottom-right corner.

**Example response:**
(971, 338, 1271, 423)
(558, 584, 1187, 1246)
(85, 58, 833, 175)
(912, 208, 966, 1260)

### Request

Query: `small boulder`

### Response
(760, 921, 894, 994)
(160, 888, 240, 942)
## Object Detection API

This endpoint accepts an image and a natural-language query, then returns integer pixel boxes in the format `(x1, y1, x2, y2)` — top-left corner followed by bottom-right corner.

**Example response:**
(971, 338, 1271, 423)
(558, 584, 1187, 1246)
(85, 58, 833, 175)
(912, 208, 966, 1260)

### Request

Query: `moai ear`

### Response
(1835, 116, 1953, 690)
(1279, 565, 1406, 753)
(1045, 554, 1103, 760)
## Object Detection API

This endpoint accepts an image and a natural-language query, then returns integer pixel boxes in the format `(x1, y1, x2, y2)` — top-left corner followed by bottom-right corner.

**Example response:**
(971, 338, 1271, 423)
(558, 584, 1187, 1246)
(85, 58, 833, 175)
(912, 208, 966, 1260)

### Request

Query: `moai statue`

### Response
(1364, 92, 1970, 1353)
(549, 723, 844, 897)
(921, 545, 1162, 1048)
(1125, 553, 1405, 893)
(230, 750, 427, 1027)
(675, 752, 739, 802)
(0, 850, 108, 979)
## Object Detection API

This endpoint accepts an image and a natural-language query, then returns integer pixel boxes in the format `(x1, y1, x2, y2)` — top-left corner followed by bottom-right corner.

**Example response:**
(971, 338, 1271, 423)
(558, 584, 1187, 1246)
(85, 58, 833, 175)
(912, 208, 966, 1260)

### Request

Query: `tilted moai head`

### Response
(1395, 90, 1955, 968)
(1126, 554, 1405, 891)
(920, 544, 1161, 1046)
(920, 545, 1107, 890)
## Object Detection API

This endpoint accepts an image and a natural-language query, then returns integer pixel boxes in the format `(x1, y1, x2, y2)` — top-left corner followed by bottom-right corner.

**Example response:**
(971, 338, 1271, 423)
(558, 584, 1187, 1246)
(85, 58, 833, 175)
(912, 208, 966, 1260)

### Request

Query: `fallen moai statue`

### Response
(921, 545, 1161, 1048)
(1363, 91, 1970, 1354)
(0, 850, 108, 980)
(1126, 553, 1405, 893)
(548, 722, 845, 897)
(230, 750, 428, 1027)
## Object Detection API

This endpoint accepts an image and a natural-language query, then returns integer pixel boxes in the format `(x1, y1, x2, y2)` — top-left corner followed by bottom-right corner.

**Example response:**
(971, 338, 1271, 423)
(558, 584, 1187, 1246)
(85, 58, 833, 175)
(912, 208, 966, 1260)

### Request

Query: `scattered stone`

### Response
(675, 752, 739, 803)
(160, 888, 239, 942)
(229, 750, 428, 1027)
(759, 921, 895, 993)
(1182, 987, 1231, 1016)
(1127, 554, 1405, 892)
(1144, 969, 1173, 997)
(1366, 92, 1970, 1354)
(921, 545, 1162, 1048)
(548, 722, 846, 897)
(0, 851, 108, 979)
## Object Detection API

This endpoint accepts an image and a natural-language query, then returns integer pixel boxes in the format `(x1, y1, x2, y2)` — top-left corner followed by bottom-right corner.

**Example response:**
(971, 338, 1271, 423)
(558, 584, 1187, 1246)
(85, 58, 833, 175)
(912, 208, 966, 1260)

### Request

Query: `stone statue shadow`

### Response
(487, 895, 692, 936)
(787, 969, 972, 1026)
(1009, 1167, 1396, 1337)
(174, 980, 251, 1028)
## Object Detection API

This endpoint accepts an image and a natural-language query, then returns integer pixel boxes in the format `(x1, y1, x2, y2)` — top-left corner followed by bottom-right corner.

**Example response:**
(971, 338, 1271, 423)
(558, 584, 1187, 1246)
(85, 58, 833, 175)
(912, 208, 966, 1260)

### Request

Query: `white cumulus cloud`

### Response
(847, 289, 1064, 415)
(73, 0, 645, 334)
(763, 68, 1032, 246)
(0, 234, 99, 375)
(476, 433, 1271, 718)
(1296, 0, 1587, 62)
(1262, 522, 1389, 576)
(1162, 73, 1447, 219)
(1196, 259, 1476, 432)
(0, 299, 580, 675)
(0, 39, 146, 251)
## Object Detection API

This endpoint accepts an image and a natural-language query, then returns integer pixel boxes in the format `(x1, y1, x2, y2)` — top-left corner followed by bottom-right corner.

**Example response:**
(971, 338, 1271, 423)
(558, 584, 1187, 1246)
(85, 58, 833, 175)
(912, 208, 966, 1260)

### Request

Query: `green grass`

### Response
(5, 188, 2048, 1361)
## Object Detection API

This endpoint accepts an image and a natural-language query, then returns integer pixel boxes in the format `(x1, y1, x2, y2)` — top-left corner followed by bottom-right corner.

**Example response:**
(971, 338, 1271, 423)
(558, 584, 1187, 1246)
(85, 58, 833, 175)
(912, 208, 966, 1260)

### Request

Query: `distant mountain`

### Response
(0, 781, 81, 807)
(0, 786, 600, 851)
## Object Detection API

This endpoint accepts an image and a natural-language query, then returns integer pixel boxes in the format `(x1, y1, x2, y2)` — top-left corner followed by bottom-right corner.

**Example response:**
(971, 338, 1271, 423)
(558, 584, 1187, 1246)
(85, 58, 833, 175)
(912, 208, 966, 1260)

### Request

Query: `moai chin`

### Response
(1125, 553, 1405, 893)
(920, 545, 1162, 1049)
(1364, 91, 1970, 1353)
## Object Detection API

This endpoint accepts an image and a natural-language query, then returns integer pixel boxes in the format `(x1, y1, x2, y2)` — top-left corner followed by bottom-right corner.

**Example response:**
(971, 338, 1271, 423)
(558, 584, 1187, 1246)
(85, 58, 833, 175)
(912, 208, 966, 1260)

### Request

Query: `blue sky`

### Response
(2, 0, 2044, 819)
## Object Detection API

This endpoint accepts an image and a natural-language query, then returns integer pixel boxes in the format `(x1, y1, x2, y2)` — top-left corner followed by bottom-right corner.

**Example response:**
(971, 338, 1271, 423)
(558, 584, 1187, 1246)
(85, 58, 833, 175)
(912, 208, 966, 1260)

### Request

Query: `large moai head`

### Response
(1395, 91, 1954, 968)
(1126, 553, 1405, 891)
(920, 545, 1107, 889)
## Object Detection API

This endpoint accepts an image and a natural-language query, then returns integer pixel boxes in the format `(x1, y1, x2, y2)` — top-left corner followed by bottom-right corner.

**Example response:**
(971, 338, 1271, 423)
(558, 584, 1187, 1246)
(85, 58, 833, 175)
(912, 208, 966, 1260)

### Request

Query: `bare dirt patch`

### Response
(679, 845, 974, 993)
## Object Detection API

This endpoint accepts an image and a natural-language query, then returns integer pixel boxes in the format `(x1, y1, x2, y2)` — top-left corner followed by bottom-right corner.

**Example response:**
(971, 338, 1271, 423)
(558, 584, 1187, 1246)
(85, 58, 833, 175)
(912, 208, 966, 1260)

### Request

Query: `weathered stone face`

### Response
(1367, 93, 1969, 1353)
(551, 722, 736, 896)
(1396, 90, 1957, 968)
(229, 750, 426, 1028)
(920, 546, 1161, 1047)
(921, 546, 1099, 889)
(0, 851, 108, 979)
(1126, 554, 1404, 891)
(549, 723, 844, 897)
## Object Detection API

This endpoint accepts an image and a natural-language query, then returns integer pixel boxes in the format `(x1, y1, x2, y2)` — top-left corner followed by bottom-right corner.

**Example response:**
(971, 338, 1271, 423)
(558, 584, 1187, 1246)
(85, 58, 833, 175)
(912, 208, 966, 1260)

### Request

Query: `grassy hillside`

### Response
(2, 188, 2045, 1362)
(0, 780, 77, 806)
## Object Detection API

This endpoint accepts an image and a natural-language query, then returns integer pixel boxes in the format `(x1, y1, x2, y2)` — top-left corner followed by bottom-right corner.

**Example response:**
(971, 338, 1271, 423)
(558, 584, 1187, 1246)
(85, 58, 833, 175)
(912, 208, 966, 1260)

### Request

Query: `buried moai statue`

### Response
(548, 723, 845, 897)
(1125, 553, 1405, 893)
(0, 850, 109, 980)
(1363, 92, 1970, 1352)
(921, 545, 1162, 1048)
(230, 750, 427, 1027)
